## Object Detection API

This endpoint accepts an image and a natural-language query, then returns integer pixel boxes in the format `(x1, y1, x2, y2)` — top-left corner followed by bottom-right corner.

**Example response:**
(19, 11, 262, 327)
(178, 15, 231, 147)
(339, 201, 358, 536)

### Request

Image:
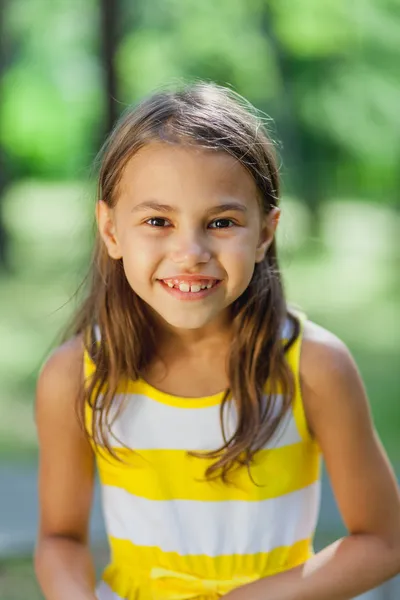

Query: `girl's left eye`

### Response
(208, 218, 235, 229)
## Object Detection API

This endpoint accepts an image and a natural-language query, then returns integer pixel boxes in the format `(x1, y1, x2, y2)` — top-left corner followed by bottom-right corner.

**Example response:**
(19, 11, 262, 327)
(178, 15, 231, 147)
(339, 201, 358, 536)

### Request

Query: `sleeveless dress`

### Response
(84, 314, 321, 600)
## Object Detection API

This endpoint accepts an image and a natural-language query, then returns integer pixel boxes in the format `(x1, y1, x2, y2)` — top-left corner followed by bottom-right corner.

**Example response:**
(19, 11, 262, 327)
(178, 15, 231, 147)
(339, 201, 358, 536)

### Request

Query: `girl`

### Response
(35, 82, 400, 600)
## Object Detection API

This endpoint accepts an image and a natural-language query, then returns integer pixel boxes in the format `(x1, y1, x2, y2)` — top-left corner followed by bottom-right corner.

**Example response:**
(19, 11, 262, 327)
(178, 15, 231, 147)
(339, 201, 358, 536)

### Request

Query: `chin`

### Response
(163, 316, 215, 331)
(158, 308, 224, 331)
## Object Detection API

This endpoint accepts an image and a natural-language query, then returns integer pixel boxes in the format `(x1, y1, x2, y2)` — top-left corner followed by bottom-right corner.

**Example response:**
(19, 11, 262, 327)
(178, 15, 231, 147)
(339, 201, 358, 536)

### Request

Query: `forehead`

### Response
(118, 142, 258, 204)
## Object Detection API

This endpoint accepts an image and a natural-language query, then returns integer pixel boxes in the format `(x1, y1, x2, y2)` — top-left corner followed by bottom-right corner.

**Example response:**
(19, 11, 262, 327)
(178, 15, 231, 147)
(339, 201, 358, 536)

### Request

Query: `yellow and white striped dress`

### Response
(84, 315, 321, 600)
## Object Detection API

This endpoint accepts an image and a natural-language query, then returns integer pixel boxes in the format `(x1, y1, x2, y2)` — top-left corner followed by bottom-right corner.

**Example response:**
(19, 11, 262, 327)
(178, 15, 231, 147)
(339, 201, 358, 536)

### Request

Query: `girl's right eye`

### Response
(145, 217, 170, 227)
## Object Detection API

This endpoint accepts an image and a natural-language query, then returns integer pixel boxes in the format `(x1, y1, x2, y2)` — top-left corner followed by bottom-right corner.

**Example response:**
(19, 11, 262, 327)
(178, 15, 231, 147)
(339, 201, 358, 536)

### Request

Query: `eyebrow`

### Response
(131, 200, 248, 214)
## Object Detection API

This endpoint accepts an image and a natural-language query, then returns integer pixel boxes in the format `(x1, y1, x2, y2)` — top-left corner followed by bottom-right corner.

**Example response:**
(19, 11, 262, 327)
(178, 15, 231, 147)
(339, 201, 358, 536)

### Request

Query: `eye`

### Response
(145, 217, 170, 227)
(208, 218, 235, 229)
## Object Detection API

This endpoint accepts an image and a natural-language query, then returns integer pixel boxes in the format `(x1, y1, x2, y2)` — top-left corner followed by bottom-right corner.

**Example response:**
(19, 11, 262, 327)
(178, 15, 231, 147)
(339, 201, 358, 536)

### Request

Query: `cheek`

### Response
(223, 228, 259, 261)
(221, 234, 258, 279)
(120, 232, 163, 283)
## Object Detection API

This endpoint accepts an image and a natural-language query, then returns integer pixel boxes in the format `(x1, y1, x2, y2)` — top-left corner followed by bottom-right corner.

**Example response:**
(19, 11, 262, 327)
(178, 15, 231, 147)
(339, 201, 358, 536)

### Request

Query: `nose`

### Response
(169, 230, 211, 268)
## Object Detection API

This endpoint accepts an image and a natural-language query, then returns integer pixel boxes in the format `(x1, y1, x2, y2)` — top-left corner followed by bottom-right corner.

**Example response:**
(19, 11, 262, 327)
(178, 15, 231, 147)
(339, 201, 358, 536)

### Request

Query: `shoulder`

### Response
(299, 319, 368, 439)
(36, 335, 85, 429)
(37, 335, 84, 392)
(301, 319, 353, 383)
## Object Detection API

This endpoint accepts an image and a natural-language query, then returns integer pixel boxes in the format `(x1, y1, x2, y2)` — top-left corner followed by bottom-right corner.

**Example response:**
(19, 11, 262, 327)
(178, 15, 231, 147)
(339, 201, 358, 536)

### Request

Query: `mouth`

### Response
(157, 277, 221, 298)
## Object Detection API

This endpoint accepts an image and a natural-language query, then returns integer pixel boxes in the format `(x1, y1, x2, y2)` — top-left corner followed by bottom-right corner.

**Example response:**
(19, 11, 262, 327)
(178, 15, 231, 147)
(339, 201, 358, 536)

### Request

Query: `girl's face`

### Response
(98, 142, 279, 332)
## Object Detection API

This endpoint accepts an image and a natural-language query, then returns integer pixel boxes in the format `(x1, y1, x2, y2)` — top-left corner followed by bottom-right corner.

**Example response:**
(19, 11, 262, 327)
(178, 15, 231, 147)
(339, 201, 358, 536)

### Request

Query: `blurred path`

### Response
(0, 463, 105, 556)
(0, 463, 398, 599)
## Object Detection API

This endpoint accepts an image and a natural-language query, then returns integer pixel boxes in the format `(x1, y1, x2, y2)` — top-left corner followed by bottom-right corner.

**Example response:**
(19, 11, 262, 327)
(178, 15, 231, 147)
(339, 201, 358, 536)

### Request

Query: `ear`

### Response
(96, 200, 123, 259)
(255, 207, 281, 263)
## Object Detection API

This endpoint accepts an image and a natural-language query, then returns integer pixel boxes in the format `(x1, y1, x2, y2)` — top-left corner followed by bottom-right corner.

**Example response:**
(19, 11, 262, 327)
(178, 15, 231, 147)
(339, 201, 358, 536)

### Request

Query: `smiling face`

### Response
(97, 142, 279, 332)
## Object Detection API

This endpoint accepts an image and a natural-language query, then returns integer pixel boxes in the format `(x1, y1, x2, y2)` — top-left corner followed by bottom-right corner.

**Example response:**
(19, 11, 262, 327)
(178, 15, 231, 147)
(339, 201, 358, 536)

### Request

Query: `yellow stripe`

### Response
(96, 443, 320, 501)
(102, 537, 313, 598)
(293, 382, 313, 445)
(288, 313, 319, 448)
(124, 379, 226, 408)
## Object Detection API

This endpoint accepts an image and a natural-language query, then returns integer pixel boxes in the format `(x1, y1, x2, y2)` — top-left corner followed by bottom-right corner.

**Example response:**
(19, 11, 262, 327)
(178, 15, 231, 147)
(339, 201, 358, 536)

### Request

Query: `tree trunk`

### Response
(99, 0, 120, 137)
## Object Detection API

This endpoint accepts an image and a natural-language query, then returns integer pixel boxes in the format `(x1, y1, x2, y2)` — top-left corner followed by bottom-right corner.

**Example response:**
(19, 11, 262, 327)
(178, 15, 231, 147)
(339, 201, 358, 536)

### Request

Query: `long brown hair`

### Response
(68, 81, 300, 481)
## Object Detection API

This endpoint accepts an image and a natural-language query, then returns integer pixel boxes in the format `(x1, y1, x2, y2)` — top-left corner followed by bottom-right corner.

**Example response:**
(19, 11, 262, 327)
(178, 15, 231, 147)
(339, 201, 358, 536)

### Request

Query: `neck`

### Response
(156, 316, 233, 360)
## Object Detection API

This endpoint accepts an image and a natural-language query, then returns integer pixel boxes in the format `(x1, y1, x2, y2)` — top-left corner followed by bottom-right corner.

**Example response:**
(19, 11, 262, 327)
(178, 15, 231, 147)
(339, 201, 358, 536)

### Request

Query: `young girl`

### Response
(35, 82, 400, 600)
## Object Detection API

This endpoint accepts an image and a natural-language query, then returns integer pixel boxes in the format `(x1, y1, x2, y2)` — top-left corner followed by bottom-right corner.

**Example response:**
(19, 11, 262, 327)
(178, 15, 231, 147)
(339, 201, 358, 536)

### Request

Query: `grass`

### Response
(0, 545, 109, 600)
(0, 555, 44, 600)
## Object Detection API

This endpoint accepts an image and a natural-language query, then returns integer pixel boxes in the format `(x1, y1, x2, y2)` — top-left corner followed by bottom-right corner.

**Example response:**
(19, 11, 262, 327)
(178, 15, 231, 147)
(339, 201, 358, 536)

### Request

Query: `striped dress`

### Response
(84, 315, 321, 600)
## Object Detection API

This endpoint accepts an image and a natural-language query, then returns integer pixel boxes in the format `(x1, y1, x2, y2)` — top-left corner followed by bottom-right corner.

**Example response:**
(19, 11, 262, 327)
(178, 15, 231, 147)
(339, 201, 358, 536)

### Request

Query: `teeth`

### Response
(163, 280, 218, 292)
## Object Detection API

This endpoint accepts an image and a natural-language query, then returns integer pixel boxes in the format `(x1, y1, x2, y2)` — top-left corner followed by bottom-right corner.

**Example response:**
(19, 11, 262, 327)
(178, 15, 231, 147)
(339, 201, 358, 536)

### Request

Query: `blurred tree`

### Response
(117, 0, 280, 121)
(268, 0, 400, 207)
(260, 0, 346, 223)
(0, 0, 399, 211)
(0, 0, 102, 179)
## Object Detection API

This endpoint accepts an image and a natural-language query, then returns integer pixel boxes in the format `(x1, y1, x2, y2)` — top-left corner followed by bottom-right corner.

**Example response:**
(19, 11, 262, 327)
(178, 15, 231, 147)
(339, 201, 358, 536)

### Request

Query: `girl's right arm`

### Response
(35, 336, 98, 600)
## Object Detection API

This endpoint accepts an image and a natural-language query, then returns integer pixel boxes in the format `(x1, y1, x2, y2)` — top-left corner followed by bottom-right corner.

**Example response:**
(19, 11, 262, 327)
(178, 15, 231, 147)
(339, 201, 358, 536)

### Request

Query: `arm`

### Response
(35, 337, 98, 600)
(226, 322, 400, 600)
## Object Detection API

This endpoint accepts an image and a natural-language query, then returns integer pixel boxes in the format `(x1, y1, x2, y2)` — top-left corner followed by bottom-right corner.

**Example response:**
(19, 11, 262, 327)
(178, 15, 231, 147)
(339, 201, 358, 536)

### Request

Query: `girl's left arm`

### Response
(226, 323, 400, 600)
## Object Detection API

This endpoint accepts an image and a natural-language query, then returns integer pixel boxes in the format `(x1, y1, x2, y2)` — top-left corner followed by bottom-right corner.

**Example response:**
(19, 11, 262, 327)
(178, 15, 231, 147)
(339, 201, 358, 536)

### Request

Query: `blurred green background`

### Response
(0, 0, 399, 598)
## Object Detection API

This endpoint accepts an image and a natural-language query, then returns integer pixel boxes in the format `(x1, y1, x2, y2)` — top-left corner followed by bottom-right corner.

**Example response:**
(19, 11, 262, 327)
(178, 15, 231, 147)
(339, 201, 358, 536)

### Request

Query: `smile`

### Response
(157, 277, 221, 299)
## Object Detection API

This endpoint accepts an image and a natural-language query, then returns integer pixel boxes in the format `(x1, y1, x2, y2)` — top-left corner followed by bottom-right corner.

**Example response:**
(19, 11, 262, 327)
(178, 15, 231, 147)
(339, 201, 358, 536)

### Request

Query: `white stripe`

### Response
(100, 393, 301, 451)
(94, 324, 101, 342)
(281, 316, 293, 340)
(102, 481, 320, 556)
(96, 580, 123, 600)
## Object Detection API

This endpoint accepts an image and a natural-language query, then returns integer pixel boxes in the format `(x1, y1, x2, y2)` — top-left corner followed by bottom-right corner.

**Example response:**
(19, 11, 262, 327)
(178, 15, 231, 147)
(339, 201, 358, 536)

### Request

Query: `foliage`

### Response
(1, 0, 399, 203)
(0, 0, 102, 178)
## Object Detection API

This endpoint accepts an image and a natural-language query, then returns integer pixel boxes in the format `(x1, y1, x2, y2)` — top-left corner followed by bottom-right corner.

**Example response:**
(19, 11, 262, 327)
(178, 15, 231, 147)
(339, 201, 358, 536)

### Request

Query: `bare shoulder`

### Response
(301, 319, 353, 384)
(36, 334, 85, 431)
(37, 335, 84, 395)
(299, 319, 368, 438)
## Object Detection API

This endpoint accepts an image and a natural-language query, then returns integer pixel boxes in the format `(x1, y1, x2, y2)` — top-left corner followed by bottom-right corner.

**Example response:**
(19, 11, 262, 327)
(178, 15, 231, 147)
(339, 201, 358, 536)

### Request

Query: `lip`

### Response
(160, 275, 221, 284)
(158, 278, 222, 301)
